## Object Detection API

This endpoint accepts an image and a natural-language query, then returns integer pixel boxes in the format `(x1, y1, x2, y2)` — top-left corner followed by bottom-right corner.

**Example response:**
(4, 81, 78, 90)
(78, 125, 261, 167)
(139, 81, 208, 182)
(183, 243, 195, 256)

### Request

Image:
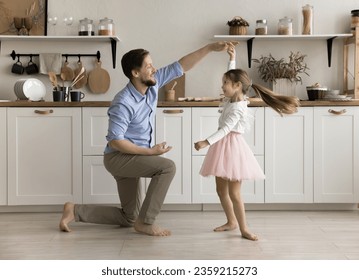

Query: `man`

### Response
(59, 41, 230, 236)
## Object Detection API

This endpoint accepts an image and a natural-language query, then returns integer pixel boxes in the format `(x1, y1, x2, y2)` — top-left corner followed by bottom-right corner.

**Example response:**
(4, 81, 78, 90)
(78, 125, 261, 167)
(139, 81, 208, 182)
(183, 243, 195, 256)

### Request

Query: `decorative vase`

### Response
(272, 78, 296, 96)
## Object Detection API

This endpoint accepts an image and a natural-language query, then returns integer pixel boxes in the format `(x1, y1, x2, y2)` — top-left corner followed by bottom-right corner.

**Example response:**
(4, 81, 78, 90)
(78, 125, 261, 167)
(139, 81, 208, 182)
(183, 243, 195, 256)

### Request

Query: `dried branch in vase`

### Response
(252, 52, 310, 84)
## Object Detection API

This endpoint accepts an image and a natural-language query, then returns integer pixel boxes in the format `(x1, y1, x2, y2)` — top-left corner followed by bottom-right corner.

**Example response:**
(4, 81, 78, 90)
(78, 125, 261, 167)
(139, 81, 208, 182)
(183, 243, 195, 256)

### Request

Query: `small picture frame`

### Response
(0, 0, 48, 36)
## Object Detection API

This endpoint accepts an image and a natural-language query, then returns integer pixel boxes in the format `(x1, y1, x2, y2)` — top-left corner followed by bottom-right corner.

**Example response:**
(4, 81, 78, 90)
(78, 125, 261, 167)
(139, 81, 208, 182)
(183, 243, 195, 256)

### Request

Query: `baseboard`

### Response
(0, 203, 358, 213)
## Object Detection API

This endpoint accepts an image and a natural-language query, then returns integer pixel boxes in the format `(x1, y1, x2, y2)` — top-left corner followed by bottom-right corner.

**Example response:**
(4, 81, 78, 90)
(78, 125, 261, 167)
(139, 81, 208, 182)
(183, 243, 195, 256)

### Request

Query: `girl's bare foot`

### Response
(213, 222, 238, 232)
(134, 219, 171, 236)
(59, 202, 75, 232)
(241, 230, 258, 241)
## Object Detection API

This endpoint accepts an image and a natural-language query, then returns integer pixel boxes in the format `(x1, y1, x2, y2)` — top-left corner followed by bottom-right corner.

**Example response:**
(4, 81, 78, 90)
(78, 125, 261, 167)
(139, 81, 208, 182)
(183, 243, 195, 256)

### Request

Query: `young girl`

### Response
(194, 45, 299, 241)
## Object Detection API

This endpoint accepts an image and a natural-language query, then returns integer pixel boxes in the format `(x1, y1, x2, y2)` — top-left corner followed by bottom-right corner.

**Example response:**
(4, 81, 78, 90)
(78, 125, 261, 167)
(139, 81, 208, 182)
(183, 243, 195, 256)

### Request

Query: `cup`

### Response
(11, 62, 25, 75)
(53, 90, 67, 102)
(25, 61, 39, 74)
(70, 91, 85, 102)
(165, 89, 175, 102)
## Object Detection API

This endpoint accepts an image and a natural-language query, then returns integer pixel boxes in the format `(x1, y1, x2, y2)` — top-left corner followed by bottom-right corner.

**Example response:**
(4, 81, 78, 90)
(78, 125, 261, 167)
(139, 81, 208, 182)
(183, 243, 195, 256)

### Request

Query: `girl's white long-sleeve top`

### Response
(206, 100, 250, 145)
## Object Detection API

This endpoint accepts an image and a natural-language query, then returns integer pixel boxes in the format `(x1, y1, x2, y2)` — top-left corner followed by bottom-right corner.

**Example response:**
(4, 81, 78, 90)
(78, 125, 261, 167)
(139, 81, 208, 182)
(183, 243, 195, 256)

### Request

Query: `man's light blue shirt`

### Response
(104, 61, 183, 154)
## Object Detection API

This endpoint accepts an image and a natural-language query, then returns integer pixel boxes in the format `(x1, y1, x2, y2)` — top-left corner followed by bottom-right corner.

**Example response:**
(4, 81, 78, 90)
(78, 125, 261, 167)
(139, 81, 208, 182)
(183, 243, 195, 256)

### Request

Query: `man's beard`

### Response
(141, 77, 156, 87)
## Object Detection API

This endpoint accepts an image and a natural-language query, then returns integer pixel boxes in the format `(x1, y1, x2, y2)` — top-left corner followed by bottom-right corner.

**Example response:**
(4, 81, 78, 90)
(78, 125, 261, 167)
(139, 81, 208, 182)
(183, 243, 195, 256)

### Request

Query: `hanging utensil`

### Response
(71, 75, 85, 88)
(48, 71, 58, 89)
(88, 60, 110, 93)
(72, 66, 85, 85)
(73, 60, 87, 89)
(60, 58, 74, 81)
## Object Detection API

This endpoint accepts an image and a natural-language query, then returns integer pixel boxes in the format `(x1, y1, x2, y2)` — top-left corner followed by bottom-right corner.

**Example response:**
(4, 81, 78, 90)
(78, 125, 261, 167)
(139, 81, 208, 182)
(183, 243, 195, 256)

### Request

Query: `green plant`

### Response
(252, 52, 309, 83)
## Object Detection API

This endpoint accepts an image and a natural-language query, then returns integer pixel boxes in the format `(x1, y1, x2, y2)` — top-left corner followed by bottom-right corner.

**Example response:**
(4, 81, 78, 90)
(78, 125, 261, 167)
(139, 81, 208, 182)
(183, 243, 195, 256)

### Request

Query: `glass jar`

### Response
(351, 9, 359, 34)
(78, 18, 95, 36)
(98, 17, 115, 36)
(255, 19, 267, 35)
(302, 4, 313, 35)
(278, 17, 292, 35)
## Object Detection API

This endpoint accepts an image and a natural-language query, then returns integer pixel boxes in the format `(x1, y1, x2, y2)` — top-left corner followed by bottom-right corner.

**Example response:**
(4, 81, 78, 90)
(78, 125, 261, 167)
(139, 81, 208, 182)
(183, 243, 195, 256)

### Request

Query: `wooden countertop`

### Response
(1, 98, 359, 107)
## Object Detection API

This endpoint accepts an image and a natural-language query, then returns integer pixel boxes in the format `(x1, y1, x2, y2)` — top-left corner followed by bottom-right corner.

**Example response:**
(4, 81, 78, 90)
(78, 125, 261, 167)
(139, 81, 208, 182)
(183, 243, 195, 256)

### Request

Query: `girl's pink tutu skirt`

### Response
(200, 132, 265, 181)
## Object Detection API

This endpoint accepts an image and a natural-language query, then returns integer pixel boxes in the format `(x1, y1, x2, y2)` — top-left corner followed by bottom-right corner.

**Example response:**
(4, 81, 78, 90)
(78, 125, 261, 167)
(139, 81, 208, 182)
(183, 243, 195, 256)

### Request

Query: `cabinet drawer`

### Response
(82, 107, 108, 155)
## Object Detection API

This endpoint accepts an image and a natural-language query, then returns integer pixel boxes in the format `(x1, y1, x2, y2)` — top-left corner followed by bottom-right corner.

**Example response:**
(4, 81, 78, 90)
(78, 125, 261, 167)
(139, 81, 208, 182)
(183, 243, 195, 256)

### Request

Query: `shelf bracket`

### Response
(327, 36, 337, 67)
(110, 38, 117, 69)
(246, 38, 254, 68)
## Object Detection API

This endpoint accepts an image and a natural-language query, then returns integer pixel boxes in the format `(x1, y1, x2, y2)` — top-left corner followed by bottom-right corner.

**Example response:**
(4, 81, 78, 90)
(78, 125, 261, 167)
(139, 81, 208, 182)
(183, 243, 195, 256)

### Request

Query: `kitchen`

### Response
(1, 0, 359, 275)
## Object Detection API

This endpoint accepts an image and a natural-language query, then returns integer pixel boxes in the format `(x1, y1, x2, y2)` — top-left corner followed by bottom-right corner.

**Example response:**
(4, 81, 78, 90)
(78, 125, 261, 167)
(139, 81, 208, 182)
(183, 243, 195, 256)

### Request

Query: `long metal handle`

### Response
(34, 109, 54, 115)
(163, 109, 184, 114)
(328, 109, 346, 115)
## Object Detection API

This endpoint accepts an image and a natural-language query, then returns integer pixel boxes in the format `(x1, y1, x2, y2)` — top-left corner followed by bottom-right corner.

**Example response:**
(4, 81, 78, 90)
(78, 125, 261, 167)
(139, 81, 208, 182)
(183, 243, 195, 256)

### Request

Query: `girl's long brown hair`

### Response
(224, 69, 300, 115)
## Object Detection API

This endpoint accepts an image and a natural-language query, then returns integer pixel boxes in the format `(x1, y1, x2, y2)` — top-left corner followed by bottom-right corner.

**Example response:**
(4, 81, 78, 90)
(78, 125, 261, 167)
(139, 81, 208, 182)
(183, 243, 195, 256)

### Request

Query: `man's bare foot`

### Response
(134, 219, 171, 236)
(241, 230, 258, 241)
(59, 202, 75, 232)
(213, 222, 238, 232)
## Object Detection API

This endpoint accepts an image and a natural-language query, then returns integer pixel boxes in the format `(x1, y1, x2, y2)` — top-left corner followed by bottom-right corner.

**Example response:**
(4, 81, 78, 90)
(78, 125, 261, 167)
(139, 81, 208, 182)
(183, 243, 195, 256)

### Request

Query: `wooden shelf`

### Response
(0, 35, 120, 68)
(214, 33, 353, 68)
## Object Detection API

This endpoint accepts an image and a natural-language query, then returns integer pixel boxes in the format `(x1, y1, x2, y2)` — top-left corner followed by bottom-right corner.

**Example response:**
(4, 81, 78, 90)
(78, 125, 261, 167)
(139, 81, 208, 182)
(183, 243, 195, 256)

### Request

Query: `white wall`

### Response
(0, 0, 357, 101)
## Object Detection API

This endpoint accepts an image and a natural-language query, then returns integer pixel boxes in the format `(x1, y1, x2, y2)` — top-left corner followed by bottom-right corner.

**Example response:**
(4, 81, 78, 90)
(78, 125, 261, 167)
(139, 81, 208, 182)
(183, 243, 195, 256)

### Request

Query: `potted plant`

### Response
(227, 16, 249, 35)
(252, 51, 309, 96)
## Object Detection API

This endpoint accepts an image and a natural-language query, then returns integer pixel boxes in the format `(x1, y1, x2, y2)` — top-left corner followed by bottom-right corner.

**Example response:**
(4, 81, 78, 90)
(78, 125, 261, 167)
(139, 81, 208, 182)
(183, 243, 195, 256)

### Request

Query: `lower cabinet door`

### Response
(83, 156, 120, 204)
(314, 107, 359, 202)
(156, 108, 192, 203)
(7, 108, 82, 205)
(265, 107, 314, 203)
(192, 155, 265, 203)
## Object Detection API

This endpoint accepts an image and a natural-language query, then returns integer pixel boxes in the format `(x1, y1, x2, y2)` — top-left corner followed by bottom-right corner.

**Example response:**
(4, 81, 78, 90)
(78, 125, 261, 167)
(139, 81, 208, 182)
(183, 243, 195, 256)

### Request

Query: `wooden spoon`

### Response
(48, 72, 58, 89)
(73, 62, 87, 89)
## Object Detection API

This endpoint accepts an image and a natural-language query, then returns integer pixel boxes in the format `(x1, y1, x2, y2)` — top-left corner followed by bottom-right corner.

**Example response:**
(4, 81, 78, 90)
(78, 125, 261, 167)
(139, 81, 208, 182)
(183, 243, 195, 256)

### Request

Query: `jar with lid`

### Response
(255, 19, 267, 35)
(98, 17, 115, 36)
(302, 4, 313, 35)
(278, 17, 292, 35)
(78, 18, 95, 36)
(351, 9, 359, 34)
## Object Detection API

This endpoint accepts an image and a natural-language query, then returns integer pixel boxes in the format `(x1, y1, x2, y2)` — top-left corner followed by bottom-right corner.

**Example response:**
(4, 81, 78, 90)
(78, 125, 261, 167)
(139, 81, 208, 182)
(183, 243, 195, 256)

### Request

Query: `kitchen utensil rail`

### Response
(10, 50, 101, 62)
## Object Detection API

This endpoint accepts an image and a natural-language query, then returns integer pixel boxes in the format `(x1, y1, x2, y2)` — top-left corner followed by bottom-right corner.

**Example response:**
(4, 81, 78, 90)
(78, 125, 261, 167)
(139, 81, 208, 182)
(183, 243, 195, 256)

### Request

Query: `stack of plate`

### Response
(14, 78, 46, 101)
(321, 90, 352, 101)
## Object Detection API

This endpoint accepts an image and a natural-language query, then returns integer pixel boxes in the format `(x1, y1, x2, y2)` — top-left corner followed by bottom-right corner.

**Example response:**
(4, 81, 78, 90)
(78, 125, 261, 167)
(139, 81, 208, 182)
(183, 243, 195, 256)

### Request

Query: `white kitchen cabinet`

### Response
(156, 108, 192, 203)
(83, 156, 119, 204)
(265, 107, 314, 203)
(314, 107, 359, 202)
(192, 156, 265, 203)
(82, 107, 118, 203)
(191, 107, 265, 203)
(7, 107, 82, 205)
(82, 107, 108, 155)
(0, 108, 6, 205)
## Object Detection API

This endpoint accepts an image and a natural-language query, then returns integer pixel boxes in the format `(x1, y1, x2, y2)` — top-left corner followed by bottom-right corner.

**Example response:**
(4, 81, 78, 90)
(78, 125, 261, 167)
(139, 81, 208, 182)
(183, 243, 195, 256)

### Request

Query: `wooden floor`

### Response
(1, 210, 359, 260)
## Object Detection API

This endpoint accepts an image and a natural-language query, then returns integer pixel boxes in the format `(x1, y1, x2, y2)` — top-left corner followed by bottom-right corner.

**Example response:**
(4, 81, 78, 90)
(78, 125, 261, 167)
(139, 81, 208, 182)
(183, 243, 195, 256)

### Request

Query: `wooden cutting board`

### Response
(88, 61, 110, 93)
(60, 61, 74, 81)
